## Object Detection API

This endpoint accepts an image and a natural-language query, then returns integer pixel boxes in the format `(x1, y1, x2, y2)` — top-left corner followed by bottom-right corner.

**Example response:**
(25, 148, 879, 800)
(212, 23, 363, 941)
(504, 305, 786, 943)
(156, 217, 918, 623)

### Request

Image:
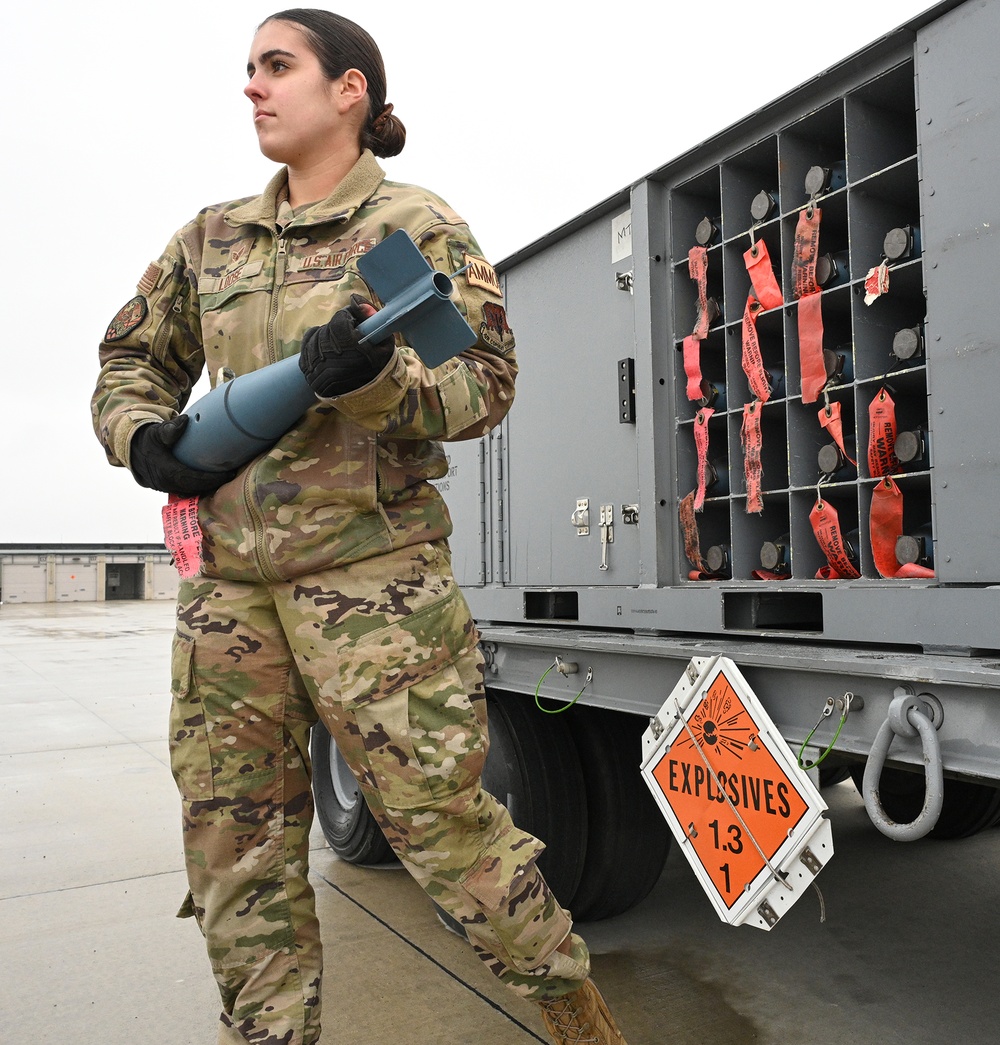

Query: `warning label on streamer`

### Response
(162, 496, 203, 579)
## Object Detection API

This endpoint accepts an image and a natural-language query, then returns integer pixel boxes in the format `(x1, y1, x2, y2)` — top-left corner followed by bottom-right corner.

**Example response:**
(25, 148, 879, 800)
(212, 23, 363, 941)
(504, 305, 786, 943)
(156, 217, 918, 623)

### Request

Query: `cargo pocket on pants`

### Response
(460, 824, 571, 974)
(176, 889, 208, 936)
(168, 632, 214, 801)
(352, 690, 438, 811)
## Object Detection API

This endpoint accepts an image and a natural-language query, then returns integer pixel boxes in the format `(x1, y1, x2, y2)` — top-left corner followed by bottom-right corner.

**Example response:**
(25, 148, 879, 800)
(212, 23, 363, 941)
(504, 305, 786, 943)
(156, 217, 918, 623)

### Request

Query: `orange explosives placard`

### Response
(650, 669, 808, 908)
(642, 655, 832, 929)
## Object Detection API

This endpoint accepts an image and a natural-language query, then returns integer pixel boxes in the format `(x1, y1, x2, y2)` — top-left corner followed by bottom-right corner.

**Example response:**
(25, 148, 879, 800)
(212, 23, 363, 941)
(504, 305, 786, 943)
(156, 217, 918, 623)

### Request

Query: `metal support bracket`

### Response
(799, 847, 823, 875)
(618, 358, 636, 424)
(571, 499, 590, 536)
(757, 901, 779, 928)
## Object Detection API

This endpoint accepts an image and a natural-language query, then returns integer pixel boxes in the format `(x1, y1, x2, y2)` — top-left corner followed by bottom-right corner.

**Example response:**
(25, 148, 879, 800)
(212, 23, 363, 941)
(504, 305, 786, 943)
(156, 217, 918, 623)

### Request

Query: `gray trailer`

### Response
(312, 0, 1000, 922)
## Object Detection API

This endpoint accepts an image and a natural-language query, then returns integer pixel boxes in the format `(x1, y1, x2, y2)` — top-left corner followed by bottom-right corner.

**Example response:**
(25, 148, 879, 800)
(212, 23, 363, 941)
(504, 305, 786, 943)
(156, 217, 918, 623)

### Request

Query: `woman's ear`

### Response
(335, 68, 369, 115)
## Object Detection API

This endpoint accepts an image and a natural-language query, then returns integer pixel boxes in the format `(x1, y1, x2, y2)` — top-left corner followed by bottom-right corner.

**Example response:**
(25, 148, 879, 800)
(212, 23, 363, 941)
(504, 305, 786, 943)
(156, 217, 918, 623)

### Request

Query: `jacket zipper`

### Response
(266, 235, 287, 363)
(246, 230, 287, 582)
(150, 273, 187, 367)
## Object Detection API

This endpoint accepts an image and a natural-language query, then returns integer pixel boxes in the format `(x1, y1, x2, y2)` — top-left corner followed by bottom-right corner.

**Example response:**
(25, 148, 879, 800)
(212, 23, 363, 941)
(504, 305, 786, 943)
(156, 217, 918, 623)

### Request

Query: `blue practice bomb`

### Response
(172, 230, 477, 472)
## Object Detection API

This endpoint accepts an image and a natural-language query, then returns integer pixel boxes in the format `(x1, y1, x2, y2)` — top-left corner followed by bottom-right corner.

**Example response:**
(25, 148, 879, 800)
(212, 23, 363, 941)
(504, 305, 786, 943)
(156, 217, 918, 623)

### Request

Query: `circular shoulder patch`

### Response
(105, 295, 149, 343)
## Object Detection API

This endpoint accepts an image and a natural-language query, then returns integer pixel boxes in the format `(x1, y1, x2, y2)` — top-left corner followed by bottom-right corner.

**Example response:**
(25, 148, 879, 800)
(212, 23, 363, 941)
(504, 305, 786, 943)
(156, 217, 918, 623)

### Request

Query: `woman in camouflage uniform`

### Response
(92, 9, 627, 1045)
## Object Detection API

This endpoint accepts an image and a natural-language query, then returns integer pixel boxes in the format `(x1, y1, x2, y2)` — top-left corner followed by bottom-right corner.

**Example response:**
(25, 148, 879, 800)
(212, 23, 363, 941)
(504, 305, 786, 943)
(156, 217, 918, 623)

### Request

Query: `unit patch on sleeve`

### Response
(480, 302, 516, 355)
(463, 253, 503, 297)
(105, 295, 149, 342)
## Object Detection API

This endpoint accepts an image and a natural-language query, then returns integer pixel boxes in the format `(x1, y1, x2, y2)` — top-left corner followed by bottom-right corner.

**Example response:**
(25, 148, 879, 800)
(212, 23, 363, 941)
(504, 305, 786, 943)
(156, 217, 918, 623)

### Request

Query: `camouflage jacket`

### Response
(92, 151, 517, 582)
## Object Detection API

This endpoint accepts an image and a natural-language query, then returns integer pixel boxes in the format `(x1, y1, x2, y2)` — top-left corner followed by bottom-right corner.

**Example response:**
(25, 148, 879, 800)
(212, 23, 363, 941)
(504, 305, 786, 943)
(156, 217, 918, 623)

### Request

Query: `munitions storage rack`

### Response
(671, 58, 929, 582)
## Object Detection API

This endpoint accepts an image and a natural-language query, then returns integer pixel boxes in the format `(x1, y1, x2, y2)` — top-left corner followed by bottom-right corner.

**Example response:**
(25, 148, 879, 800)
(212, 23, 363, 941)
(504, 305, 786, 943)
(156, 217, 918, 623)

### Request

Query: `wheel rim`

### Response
(330, 738, 359, 811)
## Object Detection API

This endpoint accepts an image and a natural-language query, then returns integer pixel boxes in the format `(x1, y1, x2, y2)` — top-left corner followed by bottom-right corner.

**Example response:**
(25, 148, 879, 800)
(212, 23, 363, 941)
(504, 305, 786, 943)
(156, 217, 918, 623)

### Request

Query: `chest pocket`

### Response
(197, 261, 272, 383)
(277, 267, 374, 338)
(197, 254, 380, 385)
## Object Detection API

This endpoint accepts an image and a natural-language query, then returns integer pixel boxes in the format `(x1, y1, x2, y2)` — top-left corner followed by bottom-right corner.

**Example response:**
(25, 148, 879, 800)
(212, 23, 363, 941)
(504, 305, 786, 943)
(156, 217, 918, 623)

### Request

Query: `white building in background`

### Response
(0, 545, 177, 604)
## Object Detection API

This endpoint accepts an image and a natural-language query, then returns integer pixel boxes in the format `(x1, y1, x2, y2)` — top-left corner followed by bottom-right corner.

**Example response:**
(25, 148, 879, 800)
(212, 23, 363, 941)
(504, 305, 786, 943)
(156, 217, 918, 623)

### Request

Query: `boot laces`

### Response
(539, 997, 599, 1043)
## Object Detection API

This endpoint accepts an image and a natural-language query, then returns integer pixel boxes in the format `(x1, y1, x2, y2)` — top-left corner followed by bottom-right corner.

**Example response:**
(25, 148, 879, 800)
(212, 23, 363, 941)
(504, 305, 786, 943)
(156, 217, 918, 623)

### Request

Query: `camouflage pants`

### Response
(169, 541, 590, 1045)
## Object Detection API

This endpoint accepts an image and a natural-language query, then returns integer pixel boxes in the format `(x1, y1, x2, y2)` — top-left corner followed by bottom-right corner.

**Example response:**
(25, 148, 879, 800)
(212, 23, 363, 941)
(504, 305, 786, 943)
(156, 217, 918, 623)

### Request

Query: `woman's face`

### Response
(244, 20, 364, 168)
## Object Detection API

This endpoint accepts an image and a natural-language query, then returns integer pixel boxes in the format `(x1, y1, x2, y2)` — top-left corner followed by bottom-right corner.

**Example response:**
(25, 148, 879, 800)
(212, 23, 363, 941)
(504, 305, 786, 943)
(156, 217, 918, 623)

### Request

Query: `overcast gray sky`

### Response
(3, 0, 937, 544)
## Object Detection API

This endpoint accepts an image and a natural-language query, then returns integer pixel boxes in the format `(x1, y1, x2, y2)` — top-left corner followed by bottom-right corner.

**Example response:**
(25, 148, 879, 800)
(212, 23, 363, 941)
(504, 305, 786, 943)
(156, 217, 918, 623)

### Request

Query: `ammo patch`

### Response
(480, 302, 515, 354)
(105, 295, 148, 342)
(138, 262, 163, 296)
(464, 253, 503, 297)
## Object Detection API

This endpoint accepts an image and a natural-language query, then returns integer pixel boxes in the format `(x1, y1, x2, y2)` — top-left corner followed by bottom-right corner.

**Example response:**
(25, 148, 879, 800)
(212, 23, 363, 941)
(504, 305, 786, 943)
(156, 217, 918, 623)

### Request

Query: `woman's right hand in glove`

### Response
(129, 415, 237, 496)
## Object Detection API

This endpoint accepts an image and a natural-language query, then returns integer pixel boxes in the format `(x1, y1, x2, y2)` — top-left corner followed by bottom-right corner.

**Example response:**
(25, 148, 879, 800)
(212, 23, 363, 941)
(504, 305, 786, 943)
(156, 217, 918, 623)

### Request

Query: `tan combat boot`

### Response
(538, 978, 628, 1044)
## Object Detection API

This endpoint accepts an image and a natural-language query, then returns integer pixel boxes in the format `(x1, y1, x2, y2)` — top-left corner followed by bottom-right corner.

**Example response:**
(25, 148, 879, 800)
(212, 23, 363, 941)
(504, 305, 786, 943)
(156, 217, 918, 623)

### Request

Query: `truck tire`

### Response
(566, 706, 671, 921)
(819, 765, 851, 787)
(481, 689, 588, 908)
(310, 718, 395, 865)
(850, 765, 1000, 839)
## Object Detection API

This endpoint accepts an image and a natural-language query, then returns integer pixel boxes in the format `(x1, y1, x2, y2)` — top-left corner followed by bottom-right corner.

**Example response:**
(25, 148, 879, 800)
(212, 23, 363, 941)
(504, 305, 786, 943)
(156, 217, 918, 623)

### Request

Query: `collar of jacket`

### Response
(224, 149, 386, 230)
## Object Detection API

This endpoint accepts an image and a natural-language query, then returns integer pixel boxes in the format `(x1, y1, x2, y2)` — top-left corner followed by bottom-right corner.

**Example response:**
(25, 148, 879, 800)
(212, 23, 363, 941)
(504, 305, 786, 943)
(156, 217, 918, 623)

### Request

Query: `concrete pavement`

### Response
(3, 599, 1000, 1044)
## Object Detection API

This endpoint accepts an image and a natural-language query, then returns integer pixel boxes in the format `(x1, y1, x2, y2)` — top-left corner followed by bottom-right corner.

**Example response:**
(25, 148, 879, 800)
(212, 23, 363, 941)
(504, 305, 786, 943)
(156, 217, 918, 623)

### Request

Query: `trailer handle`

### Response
(862, 688, 944, 841)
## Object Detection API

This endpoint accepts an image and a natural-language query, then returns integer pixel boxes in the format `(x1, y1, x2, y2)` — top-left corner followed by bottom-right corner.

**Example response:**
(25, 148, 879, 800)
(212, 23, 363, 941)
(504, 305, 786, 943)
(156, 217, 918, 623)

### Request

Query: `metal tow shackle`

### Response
(862, 686, 944, 840)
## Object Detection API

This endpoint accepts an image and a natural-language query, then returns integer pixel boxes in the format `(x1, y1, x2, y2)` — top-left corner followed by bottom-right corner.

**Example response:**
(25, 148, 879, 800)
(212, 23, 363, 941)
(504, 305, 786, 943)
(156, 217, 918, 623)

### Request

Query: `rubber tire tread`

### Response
(566, 706, 671, 921)
(310, 718, 395, 864)
(481, 689, 588, 908)
(818, 765, 851, 788)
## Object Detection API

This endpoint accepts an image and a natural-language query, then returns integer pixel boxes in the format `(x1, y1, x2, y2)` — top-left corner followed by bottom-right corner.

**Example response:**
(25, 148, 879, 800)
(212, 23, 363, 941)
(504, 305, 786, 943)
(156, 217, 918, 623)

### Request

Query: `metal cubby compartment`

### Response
(670, 59, 929, 583)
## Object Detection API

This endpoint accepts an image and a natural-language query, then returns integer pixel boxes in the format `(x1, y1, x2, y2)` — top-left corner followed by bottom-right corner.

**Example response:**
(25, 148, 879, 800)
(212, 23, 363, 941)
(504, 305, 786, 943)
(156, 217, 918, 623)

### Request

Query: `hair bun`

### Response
(367, 102, 406, 158)
(372, 102, 394, 134)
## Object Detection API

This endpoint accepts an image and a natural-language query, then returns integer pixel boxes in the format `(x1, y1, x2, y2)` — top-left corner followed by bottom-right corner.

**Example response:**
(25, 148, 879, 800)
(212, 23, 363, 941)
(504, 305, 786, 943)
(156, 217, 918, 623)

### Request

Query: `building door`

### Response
(106, 563, 145, 600)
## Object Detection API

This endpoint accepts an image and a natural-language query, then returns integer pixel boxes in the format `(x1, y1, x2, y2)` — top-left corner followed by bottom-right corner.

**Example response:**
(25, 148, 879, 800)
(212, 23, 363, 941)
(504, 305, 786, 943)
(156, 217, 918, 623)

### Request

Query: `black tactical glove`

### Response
(298, 295, 396, 398)
(129, 415, 238, 496)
